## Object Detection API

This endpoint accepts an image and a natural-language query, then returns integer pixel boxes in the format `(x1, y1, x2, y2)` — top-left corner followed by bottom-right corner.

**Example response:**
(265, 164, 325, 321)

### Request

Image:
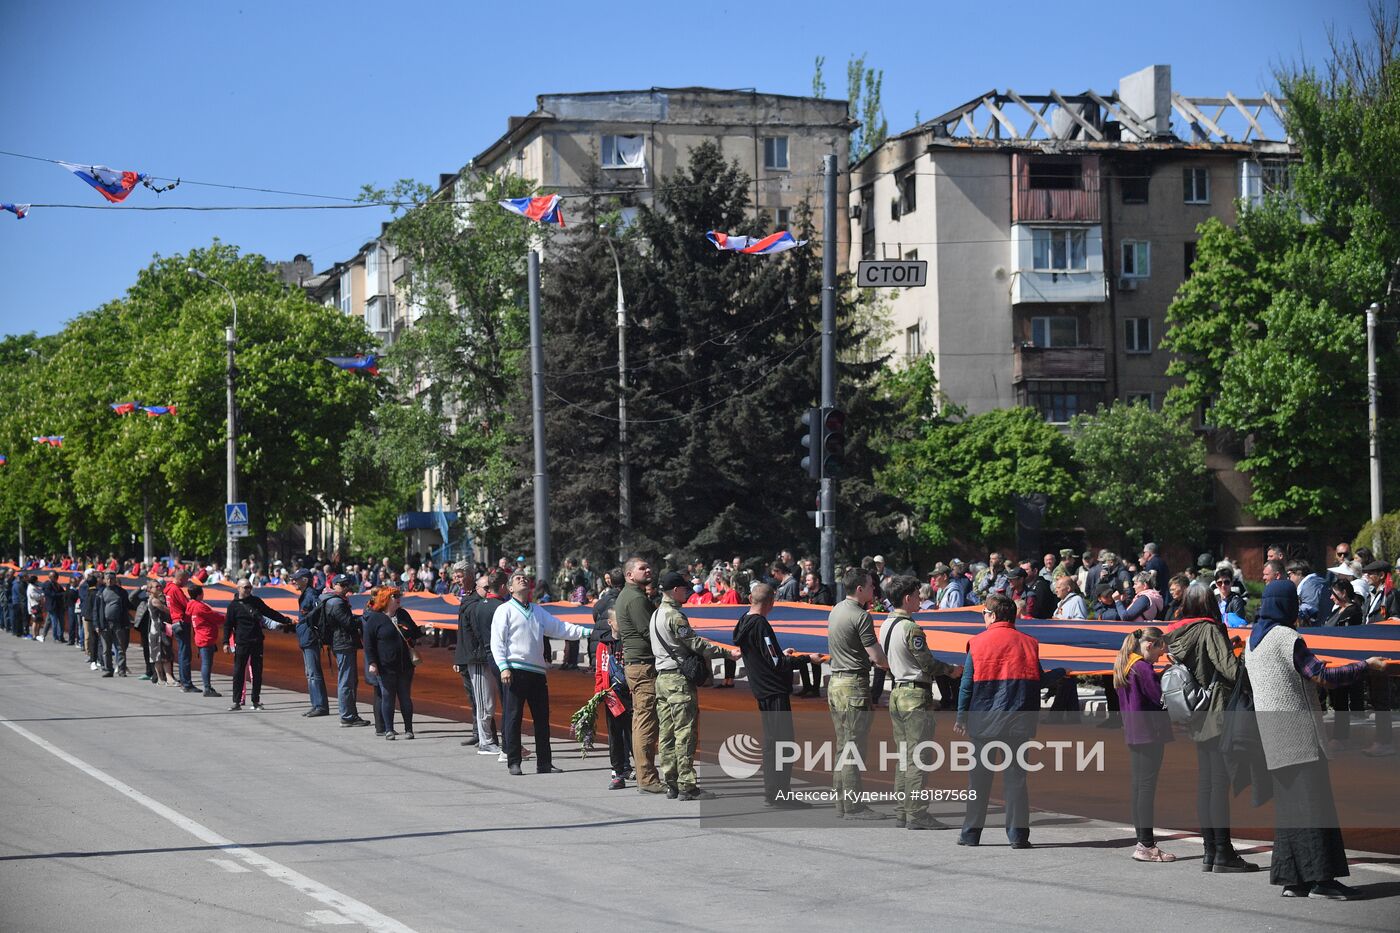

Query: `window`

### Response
(1126, 391, 1156, 409)
(1028, 390, 1086, 424)
(903, 248, 919, 261)
(860, 187, 875, 261)
(774, 207, 791, 229)
(1120, 172, 1149, 204)
(1183, 167, 1210, 204)
(338, 270, 352, 316)
(601, 134, 646, 169)
(1124, 318, 1152, 354)
(1184, 241, 1197, 279)
(905, 324, 922, 359)
(1120, 240, 1151, 278)
(762, 136, 789, 170)
(1032, 316, 1079, 348)
(364, 248, 380, 296)
(896, 169, 916, 216)
(1031, 228, 1087, 271)
(1028, 161, 1082, 190)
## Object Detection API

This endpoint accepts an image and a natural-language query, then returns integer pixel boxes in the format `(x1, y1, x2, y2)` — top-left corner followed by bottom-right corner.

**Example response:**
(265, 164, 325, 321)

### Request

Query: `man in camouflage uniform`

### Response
(825, 566, 891, 820)
(1052, 549, 1077, 581)
(879, 575, 963, 829)
(650, 571, 740, 800)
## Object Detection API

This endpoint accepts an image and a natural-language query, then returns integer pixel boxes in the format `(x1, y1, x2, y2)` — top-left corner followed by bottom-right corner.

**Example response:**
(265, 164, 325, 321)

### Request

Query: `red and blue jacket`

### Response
(957, 621, 1063, 737)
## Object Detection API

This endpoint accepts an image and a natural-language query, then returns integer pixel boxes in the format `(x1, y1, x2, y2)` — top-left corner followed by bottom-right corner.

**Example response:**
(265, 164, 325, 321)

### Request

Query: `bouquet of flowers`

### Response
(570, 690, 610, 758)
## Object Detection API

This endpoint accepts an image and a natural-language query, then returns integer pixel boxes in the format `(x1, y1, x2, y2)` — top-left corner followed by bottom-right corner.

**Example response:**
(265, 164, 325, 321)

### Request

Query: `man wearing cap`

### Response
(292, 570, 329, 717)
(1052, 549, 1077, 581)
(826, 565, 892, 819)
(873, 555, 893, 581)
(321, 575, 368, 727)
(490, 572, 591, 775)
(650, 570, 740, 799)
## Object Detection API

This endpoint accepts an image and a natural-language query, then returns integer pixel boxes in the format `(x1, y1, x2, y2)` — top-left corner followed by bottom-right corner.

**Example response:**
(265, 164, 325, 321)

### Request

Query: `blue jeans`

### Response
(334, 650, 359, 721)
(302, 647, 329, 712)
(46, 611, 62, 640)
(199, 645, 216, 691)
(176, 625, 193, 687)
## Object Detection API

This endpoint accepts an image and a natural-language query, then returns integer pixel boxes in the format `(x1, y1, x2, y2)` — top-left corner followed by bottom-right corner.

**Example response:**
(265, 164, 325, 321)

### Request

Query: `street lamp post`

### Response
(189, 268, 240, 574)
(1367, 301, 1383, 556)
(601, 233, 630, 562)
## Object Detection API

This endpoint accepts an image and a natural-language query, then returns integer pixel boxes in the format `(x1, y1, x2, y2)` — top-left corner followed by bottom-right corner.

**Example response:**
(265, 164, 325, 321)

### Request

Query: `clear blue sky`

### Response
(0, 0, 1371, 337)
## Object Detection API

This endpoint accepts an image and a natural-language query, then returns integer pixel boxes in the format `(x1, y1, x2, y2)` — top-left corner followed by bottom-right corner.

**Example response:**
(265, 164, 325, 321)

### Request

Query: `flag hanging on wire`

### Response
(498, 195, 565, 227)
(140, 405, 177, 417)
(326, 355, 379, 376)
(706, 230, 806, 255)
(2, 203, 29, 219)
(110, 402, 138, 415)
(31, 435, 64, 448)
(58, 161, 149, 203)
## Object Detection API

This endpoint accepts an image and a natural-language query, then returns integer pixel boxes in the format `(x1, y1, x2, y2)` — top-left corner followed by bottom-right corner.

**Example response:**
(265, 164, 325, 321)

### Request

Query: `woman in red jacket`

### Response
(187, 585, 227, 698)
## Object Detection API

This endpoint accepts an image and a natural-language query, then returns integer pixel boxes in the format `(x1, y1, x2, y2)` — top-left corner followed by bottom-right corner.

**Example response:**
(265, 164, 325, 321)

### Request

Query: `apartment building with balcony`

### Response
(851, 64, 1296, 550)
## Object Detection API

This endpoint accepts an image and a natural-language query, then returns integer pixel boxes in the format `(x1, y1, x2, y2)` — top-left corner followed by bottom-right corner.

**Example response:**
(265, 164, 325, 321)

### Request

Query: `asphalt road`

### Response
(2, 637, 1399, 933)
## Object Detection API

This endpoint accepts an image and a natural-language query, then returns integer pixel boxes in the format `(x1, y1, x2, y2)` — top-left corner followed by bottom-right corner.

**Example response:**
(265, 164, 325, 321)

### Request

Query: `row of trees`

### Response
(0, 243, 382, 558)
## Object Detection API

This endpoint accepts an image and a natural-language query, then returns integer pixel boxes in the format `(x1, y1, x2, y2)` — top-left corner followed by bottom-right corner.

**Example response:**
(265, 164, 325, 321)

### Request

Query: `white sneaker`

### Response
(496, 750, 508, 762)
(89, 661, 99, 671)
(36, 635, 44, 643)
(497, 746, 532, 762)
(477, 742, 501, 755)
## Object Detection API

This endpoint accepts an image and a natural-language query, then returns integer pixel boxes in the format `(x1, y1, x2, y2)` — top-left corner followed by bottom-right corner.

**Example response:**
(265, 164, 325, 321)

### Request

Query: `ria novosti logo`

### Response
(718, 733, 764, 779)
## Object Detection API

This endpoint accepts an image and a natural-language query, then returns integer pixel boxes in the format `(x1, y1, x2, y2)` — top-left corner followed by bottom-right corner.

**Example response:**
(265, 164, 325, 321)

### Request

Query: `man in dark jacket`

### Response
(292, 570, 329, 717)
(223, 578, 293, 711)
(466, 571, 506, 755)
(76, 571, 99, 667)
(321, 575, 367, 727)
(615, 556, 663, 793)
(41, 573, 65, 643)
(95, 573, 132, 677)
(733, 583, 813, 808)
(452, 563, 482, 744)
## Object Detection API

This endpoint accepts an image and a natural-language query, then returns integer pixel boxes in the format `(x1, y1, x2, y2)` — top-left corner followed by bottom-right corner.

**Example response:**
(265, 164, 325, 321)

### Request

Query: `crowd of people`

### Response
(3, 536, 1396, 902)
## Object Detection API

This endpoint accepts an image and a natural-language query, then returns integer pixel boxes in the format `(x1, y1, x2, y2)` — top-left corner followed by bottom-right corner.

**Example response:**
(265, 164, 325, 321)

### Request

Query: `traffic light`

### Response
(821, 408, 845, 478)
(800, 407, 821, 478)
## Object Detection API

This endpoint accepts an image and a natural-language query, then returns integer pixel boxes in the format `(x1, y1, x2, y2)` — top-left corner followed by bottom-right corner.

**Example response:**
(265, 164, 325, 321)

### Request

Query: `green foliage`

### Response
(0, 242, 381, 558)
(1162, 38, 1400, 525)
(876, 390, 1081, 549)
(812, 55, 826, 99)
(1067, 401, 1208, 545)
(847, 53, 888, 162)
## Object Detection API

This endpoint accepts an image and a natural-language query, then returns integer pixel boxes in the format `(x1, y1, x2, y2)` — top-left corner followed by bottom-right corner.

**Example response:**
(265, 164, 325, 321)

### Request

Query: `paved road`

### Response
(2, 639, 1398, 933)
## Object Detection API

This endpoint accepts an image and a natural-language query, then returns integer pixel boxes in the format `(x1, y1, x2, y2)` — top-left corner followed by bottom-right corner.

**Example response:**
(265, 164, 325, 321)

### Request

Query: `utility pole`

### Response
(1368, 301, 1383, 557)
(528, 250, 552, 595)
(820, 153, 838, 592)
(189, 268, 240, 574)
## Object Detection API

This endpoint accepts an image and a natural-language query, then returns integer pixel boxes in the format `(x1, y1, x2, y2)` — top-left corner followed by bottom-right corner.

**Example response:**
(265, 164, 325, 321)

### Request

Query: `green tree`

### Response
(847, 53, 888, 162)
(1162, 17, 1400, 524)
(1067, 401, 1208, 545)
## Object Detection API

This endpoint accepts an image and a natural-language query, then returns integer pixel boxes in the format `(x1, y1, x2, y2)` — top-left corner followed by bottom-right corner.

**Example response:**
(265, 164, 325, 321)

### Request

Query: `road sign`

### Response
(228, 525, 250, 537)
(857, 259, 928, 288)
(225, 502, 249, 526)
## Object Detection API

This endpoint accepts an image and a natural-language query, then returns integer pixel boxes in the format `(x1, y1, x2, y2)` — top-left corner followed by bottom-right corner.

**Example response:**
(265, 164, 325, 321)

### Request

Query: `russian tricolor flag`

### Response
(0, 455, 7, 466)
(2, 203, 28, 219)
(706, 230, 807, 255)
(111, 402, 138, 415)
(499, 195, 565, 227)
(140, 405, 177, 417)
(327, 355, 379, 376)
(31, 435, 64, 448)
(59, 161, 148, 203)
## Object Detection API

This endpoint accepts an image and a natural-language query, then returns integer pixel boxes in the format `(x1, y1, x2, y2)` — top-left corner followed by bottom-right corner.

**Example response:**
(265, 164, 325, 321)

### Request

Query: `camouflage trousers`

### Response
(656, 671, 700, 791)
(827, 673, 873, 814)
(889, 683, 936, 820)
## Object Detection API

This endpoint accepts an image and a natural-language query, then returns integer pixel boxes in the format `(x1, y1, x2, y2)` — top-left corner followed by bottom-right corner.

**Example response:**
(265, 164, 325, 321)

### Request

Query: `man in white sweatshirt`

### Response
(491, 572, 592, 775)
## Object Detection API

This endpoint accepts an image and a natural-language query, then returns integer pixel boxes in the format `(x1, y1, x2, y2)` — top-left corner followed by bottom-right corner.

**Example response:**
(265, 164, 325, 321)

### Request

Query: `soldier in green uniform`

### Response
(650, 570, 740, 800)
(825, 566, 891, 820)
(1052, 549, 1077, 581)
(879, 575, 964, 829)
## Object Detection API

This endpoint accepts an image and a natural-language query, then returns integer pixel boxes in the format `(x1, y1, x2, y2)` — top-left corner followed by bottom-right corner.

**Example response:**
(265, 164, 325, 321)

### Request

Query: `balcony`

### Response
(1013, 345, 1106, 383)
(1013, 153, 1101, 223)
(1010, 224, 1107, 304)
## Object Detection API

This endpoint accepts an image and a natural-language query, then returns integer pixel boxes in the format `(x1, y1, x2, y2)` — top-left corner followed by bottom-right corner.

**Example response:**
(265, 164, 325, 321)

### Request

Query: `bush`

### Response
(1353, 510, 1400, 563)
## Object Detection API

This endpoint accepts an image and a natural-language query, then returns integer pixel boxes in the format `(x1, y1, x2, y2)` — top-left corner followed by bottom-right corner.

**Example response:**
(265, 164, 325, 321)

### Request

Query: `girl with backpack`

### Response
(1114, 626, 1175, 862)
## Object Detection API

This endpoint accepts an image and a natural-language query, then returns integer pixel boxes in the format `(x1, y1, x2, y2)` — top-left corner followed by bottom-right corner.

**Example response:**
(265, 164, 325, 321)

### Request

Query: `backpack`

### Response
(301, 599, 329, 646)
(1160, 661, 1215, 725)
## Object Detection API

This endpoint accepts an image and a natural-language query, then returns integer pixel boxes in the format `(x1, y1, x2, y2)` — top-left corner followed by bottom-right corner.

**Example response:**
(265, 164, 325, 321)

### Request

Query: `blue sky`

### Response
(0, 0, 1370, 337)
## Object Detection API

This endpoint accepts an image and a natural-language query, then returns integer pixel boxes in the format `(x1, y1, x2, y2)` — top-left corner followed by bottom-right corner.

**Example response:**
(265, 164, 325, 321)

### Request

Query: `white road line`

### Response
(307, 910, 356, 925)
(208, 857, 252, 873)
(0, 716, 419, 933)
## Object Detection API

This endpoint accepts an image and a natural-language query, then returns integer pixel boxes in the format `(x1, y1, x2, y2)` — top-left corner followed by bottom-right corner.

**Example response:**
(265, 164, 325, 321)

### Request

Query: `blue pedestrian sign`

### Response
(225, 502, 250, 526)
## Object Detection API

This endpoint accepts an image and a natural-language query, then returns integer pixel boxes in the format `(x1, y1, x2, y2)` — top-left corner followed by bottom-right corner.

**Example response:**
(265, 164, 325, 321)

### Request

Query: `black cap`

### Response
(1006, 568, 1027, 579)
(659, 570, 689, 591)
(1362, 560, 1390, 575)
(331, 573, 354, 588)
(292, 569, 313, 582)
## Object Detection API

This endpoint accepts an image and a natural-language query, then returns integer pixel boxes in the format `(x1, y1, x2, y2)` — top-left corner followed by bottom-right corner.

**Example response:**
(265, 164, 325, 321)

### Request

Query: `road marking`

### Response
(208, 857, 251, 873)
(0, 716, 419, 933)
(307, 910, 356, 925)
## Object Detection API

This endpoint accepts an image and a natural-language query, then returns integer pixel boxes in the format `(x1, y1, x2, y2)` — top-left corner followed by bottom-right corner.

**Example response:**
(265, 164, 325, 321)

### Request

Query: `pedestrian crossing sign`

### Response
(225, 502, 249, 526)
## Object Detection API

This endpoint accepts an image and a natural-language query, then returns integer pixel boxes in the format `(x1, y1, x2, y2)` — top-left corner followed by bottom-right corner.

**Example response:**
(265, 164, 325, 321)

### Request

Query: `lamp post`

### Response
(600, 231, 630, 561)
(1367, 301, 1383, 556)
(188, 268, 240, 573)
